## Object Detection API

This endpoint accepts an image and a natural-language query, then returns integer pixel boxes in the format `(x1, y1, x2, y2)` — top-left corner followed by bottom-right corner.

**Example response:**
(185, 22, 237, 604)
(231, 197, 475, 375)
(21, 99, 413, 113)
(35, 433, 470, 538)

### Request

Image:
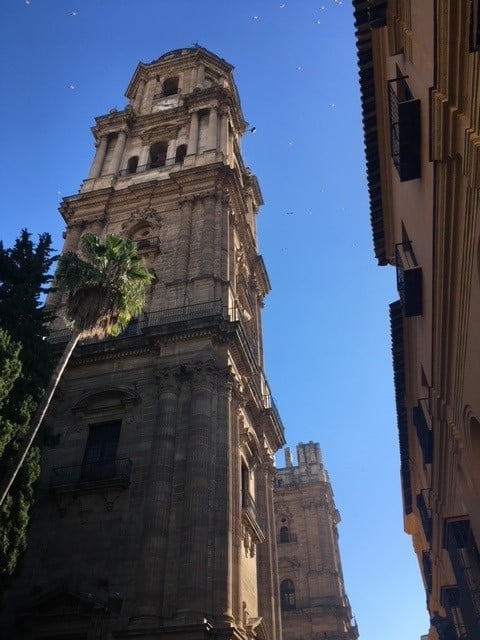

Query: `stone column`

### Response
(187, 110, 199, 156)
(166, 138, 176, 164)
(63, 221, 84, 254)
(139, 144, 150, 169)
(87, 136, 108, 179)
(133, 78, 146, 112)
(108, 129, 127, 175)
(176, 365, 215, 616)
(208, 106, 218, 151)
(131, 370, 179, 624)
(219, 108, 229, 158)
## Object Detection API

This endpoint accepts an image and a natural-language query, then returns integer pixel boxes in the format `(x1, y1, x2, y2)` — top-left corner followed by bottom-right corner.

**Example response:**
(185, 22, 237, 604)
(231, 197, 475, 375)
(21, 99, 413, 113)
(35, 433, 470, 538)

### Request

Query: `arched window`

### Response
(163, 76, 179, 96)
(280, 579, 296, 611)
(127, 156, 139, 174)
(150, 141, 168, 168)
(279, 526, 290, 543)
(175, 144, 187, 164)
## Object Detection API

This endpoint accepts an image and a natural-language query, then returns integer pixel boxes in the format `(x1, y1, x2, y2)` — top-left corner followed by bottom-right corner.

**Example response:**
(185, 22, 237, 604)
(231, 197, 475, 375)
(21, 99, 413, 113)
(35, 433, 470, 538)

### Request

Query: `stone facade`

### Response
(274, 443, 358, 640)
(354, 2, 480, 638)
(1, 47, 285, 640)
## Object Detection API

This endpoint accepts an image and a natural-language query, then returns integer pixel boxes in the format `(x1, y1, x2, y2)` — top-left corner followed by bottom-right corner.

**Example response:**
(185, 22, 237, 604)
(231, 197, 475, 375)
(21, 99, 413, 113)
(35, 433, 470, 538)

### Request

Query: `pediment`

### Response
(72, 387, 140, 416)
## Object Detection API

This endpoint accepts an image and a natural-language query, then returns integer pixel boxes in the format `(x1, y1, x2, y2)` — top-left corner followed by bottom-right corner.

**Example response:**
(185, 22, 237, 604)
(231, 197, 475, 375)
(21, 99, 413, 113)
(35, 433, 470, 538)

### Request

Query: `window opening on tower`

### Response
(150, 141, 168, 168)
(162, 76, 179, 96)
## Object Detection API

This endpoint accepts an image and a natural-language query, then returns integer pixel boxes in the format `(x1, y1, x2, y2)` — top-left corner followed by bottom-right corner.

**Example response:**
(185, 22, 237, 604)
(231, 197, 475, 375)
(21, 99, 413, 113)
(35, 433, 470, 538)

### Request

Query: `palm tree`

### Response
(0, 234, 153, 505)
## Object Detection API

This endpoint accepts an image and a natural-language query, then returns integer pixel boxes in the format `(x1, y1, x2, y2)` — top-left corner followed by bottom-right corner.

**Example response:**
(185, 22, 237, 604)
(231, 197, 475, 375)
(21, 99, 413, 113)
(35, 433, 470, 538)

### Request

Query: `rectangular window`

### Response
(81, 420, 121, 482)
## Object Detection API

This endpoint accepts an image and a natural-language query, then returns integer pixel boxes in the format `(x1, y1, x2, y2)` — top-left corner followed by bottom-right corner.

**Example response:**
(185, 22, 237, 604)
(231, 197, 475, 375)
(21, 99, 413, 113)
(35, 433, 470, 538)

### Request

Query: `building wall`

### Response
(274, 443, 358, 640)
(354, 1, 480, 638)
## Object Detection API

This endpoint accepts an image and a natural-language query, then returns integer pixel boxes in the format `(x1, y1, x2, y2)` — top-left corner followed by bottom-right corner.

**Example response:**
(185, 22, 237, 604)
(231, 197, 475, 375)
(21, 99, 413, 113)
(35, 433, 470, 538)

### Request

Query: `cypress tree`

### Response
(0, 230, 56, 586)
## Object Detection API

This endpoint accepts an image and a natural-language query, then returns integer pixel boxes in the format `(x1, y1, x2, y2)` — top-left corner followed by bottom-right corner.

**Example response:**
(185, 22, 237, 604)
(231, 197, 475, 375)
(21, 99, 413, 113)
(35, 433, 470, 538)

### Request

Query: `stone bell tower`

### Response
(2, 47, 285, 640)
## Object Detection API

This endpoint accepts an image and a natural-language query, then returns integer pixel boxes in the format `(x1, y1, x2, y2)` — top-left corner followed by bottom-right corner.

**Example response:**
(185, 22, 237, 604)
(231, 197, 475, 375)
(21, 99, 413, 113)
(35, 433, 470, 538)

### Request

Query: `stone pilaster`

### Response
(231, 382, 246, 626)
(176, 364, 216, 617)
(131, 370, 180, 624)
(196, 64, 205, 88)
(212, 371, 234, 622)
(133, 78, 146, 112)
(256, 461, 281, 640)
(200, 194, 217, 275)
(175, 198, 193, 284)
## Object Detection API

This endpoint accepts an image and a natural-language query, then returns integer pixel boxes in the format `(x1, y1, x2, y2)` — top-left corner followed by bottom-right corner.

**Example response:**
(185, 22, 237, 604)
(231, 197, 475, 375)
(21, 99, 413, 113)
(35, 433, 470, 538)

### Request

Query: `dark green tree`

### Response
(0, 230, 56, 586)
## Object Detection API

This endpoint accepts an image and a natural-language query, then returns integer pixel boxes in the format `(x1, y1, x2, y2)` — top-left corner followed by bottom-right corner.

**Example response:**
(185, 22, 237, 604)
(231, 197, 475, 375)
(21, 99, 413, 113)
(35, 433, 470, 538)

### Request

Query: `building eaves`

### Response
(389, 300, 413, 516)
(352, 0, 388, 266)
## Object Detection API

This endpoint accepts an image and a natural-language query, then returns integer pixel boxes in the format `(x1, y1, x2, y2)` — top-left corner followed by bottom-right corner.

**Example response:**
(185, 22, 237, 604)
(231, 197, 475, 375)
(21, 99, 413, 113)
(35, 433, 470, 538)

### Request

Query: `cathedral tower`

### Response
(274, 443, 358, 640)
(3, 47, 285, 640)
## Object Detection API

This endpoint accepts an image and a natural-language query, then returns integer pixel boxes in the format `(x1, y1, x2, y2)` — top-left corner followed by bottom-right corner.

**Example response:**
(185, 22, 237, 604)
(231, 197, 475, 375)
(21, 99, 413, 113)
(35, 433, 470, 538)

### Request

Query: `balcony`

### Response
(388, 77, 421, 181)
(422, 550, 433, 593)
(395, 241, 423, 317)
(417, 490, 432, 543)
(50, 458, 132, 494)
(242, 490, 265, 543)
(413, 398, 433, 464)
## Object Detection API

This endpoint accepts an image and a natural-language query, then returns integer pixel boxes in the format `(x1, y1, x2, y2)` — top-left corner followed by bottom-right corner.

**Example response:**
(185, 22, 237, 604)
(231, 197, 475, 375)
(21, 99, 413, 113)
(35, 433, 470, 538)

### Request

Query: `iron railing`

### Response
(417, 490, 432, 543)
(395, 241, 423, 317)
(413, 397, 433, 464)
(388, 76, 421, 181)
(50, 458, 132, 492)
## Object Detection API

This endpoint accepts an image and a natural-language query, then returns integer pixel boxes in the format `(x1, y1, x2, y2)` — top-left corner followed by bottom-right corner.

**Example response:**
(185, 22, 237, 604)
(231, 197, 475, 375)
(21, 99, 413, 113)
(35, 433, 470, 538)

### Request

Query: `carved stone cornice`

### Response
(72, 344, 152, 366)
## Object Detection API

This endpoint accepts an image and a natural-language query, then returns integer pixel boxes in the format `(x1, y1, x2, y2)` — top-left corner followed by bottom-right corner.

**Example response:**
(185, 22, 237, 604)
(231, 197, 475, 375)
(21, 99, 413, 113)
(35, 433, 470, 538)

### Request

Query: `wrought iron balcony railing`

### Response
(413, 397, 433, 464)
(50, 458, 132, 493)
(395, 241, 423, 317)
(388, 76, 421, 181)
(422, 550, 433, 593)
(417, 490, 432, 543)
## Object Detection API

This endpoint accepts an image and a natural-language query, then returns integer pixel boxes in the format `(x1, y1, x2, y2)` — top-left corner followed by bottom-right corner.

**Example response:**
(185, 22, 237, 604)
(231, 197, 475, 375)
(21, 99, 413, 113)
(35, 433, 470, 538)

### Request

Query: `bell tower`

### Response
(3, 47, 285, 640)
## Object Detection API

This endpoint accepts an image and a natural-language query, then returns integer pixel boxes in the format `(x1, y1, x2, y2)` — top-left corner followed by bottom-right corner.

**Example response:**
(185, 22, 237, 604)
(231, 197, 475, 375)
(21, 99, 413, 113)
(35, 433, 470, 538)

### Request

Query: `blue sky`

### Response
(0, 1, 429, 638)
